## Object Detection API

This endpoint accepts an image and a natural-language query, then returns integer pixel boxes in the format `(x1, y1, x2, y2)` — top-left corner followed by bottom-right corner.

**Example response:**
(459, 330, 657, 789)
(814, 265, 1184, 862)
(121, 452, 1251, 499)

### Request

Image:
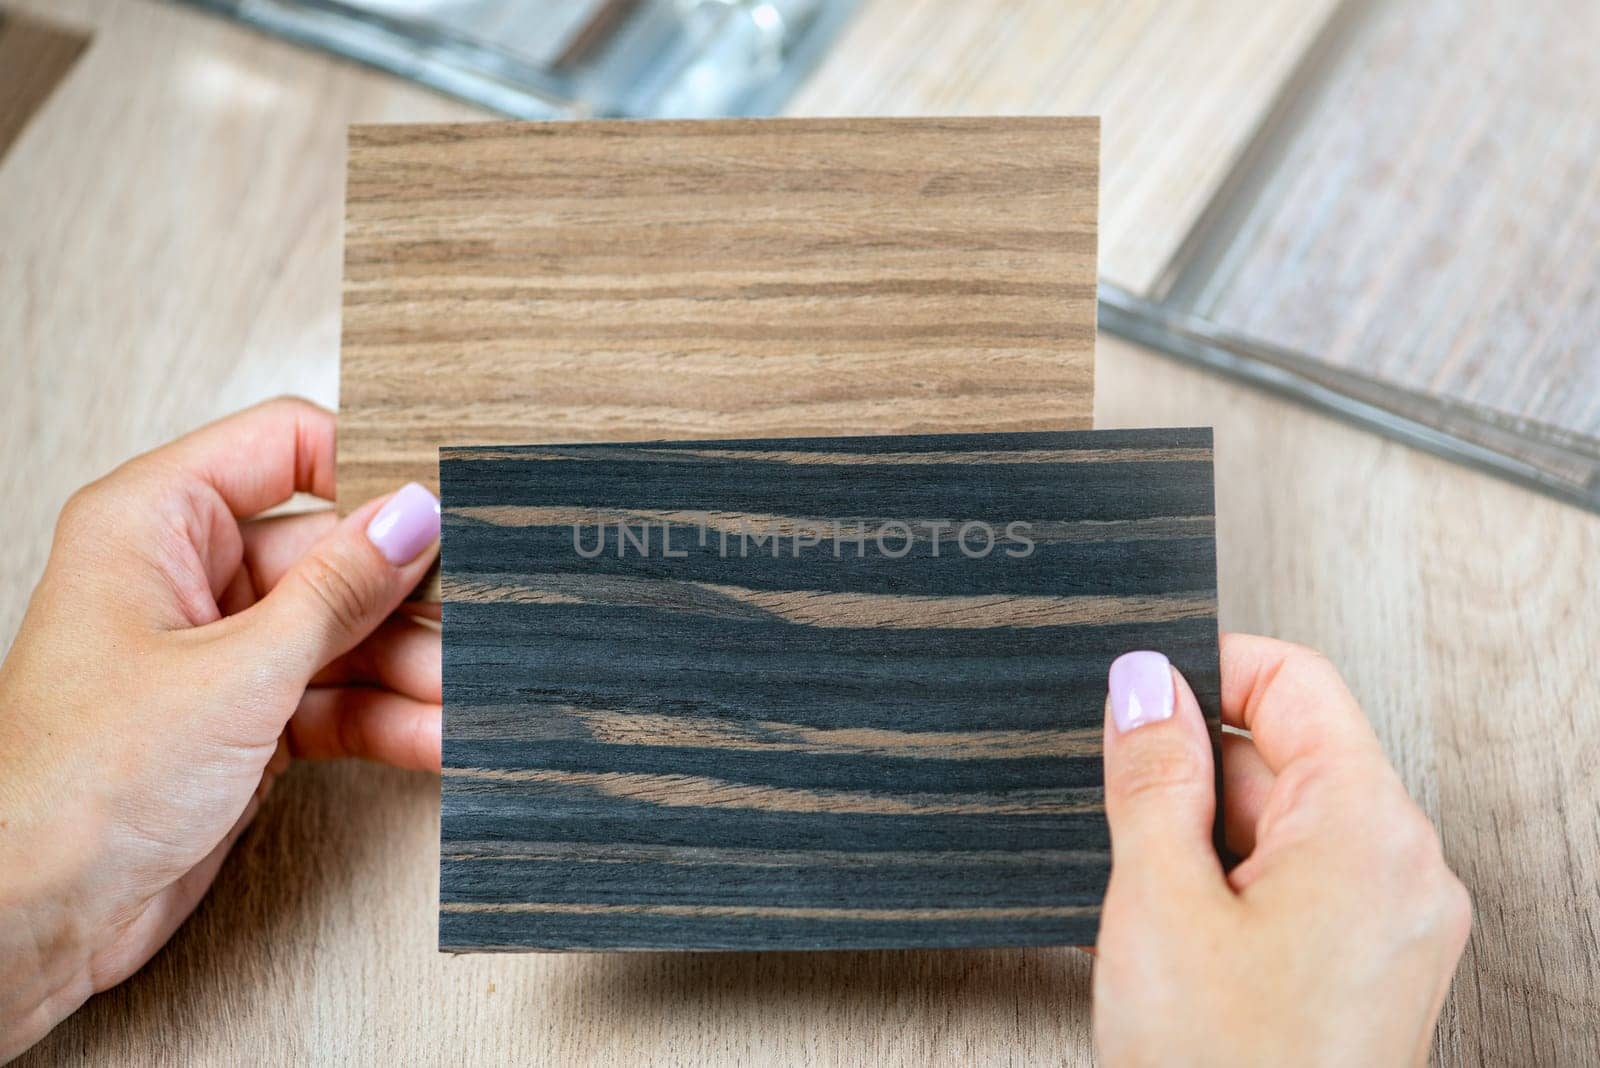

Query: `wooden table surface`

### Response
(3, 1, 1596, 1063)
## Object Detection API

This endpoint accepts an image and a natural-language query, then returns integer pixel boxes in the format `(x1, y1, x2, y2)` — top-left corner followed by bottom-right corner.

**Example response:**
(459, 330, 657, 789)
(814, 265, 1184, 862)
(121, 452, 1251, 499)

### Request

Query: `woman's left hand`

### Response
(0, 398, 442, 1060)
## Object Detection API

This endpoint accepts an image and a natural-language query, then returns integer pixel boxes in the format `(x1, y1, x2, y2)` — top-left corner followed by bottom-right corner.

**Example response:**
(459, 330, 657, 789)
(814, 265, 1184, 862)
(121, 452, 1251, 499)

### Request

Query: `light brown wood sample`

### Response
(336, 117, 1098, 514)
(0, 8, 89, 161)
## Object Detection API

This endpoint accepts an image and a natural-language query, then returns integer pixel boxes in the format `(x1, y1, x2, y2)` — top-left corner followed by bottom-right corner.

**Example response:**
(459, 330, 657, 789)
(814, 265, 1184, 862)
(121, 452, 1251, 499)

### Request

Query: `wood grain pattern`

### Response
(1183, 0, 1600, 446)
(337, 117, 1099, 515)
(0, 8, 90, 161)
(439, 429, 1220, 951)
(786, 0, 1344, 294)
(7, 1, 1600, 1063)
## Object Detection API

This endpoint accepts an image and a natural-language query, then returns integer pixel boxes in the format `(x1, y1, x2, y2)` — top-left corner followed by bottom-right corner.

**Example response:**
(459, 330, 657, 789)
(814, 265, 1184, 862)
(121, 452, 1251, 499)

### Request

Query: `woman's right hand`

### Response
(1093, 635, 1472, 1066)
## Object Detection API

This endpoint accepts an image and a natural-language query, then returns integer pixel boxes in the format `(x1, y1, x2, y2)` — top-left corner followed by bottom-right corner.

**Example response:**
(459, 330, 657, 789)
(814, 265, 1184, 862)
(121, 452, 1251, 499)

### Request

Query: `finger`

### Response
(288, 688, 443, 771)
(239, 509, 441, 615)
(1102, 651, 1230, 905)
(401, 601, 441, 623)
(228, 484, 440, 680)
(240, 509, 338, 595)
(217, 566, 257, 618)
(149, 396, 337, 518)
(1218, 633, 1383, 775)
(1220, 733, 1273, 858)
(312, 615, 442, 703)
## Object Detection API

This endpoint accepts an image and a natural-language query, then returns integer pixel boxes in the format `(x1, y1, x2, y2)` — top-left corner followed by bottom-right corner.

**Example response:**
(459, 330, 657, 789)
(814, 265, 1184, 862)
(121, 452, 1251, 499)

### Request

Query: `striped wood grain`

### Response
(337, 117, 1099, 516)
(439, 428, 1220, 951)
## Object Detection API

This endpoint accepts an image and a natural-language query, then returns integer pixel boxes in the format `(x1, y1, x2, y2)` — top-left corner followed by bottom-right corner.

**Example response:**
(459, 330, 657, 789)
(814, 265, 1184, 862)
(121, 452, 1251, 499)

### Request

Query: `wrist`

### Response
(0, 726, 105, 1059)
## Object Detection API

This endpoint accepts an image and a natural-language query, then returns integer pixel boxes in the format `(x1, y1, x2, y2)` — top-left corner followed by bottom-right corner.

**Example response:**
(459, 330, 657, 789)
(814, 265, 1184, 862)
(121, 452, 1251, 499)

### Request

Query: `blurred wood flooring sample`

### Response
(788, 0, 1344, 293)
(438, 428, 1220, 951)
(337, 117, 1098, 513)
(0, 8, 89, 161)
(1187, 0, 1600, 447)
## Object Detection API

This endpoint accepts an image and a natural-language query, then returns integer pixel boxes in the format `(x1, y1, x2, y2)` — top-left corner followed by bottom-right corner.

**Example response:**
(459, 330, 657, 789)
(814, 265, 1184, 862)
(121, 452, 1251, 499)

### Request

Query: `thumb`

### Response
(241, 482, 440, 679)
(1102, 650, 1228, 905)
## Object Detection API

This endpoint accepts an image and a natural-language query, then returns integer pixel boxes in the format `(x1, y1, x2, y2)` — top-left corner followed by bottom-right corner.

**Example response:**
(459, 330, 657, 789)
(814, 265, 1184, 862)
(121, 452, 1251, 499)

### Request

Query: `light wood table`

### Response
(3, 1, 1596, 1063)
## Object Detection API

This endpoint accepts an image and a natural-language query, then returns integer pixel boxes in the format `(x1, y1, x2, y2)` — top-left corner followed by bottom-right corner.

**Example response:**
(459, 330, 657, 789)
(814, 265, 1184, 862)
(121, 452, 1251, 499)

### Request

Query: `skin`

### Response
(0, 399, 443, 1059)
(0, 399, 1470, 1063)
(1095, 640, 1472, 1065)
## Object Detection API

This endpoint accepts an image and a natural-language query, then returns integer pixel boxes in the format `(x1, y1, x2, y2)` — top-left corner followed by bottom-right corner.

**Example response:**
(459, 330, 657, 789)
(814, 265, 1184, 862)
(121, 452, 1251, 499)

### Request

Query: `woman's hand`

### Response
(0, 398, 442, 1059)
(1094, 636, 1472, 1066)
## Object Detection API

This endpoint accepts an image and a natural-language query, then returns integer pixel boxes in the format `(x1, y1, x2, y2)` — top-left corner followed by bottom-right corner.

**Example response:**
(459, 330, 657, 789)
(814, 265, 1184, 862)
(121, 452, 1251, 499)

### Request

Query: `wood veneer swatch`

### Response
(0, 8, 89, 162)
(439, 428, 1220, 952)
(337, 117, 1099, 517)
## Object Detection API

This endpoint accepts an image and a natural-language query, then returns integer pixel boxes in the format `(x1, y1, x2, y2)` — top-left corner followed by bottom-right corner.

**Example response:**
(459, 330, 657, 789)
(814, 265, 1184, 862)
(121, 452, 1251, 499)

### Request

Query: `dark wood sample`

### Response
(439, 428, 1221, 952)
(0, 8, 90, 162)
(337, 117, 1099, 517)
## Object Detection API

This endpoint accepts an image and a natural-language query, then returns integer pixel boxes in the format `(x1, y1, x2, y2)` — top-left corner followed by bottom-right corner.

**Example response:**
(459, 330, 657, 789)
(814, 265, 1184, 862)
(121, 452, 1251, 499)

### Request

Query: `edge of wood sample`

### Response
(438, 427, 1220, 952)
(337, 116, 1099, 526)
(0, 8, 91, 162)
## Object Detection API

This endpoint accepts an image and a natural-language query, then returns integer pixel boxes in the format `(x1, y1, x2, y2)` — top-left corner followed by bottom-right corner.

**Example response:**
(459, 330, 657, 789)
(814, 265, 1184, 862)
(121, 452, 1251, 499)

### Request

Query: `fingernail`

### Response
(1108, 651, 1175, 733)
(366, 482, 441, 565)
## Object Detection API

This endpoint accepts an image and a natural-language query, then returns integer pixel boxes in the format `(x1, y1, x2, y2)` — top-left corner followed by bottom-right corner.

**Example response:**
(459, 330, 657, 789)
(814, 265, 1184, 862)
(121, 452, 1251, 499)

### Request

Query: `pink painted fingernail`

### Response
(1108, 651, 1175, 733)
(366, 482, 441, 565)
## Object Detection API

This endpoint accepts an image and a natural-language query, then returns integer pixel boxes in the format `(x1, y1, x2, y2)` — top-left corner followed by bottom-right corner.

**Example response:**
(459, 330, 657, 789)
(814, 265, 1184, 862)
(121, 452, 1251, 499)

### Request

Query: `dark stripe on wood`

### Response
(440, 429, 1219, 951)
(441, 854, 1107, 908)
(439, 800, 1112, 854)
(443, 608, 1218, 734)
(438, 909, 1099, 953)
(442, 457, 1213, 524)
(444, 741, 1106, 793)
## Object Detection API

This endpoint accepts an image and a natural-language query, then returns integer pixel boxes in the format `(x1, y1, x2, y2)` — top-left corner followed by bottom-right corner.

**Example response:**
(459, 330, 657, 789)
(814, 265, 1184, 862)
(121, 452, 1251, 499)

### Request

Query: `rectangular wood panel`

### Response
(439, 428, 1220, 951)
(337, 117, 1099, 516)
